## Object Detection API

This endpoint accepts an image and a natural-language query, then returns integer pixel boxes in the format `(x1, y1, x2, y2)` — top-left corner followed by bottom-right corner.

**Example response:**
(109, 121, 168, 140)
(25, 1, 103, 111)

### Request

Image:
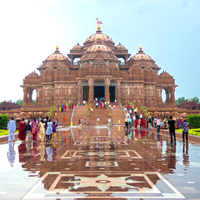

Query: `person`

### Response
(7, 118, 16, 142)
(25, 118, 28, 123)
(97, 117, 100, 125)
(83, 100, 86, 106)
(168, 116, 176, 145)
(154, 117, 157, 127)
(178, 118, 182, 128)
(182, 120, 189, 144)
(157, 117, 161, 133)
(163, 117, 167, 128)
(46, 119, 53, 141)
(140, 117, 146, 129)
(95, 101, 99, 109)
(18, 118, 26, 141)
(134, 117, 139, 129)
(78, 119, 81, 125)
(124, 118, 129, 130)
(52, 122, 58, 140)
(31, 118, 38, 142)
(38, 119, 45, 143)
(108, 117, 112, 127)
(24, 121, 32, 143)
(63, 115, 65, 123)
(83, 119, 86, 125)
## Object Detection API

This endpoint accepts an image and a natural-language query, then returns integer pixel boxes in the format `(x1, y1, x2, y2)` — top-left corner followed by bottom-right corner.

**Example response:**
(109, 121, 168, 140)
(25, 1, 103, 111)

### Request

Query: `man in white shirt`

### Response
(108, 117, 112, 127)
(7, 118, 16, 142)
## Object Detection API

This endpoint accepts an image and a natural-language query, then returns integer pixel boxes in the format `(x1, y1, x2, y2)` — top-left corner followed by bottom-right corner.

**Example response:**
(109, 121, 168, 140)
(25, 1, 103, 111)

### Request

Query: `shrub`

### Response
(0, 114, 9, 129)
(187, 115, 200, 128)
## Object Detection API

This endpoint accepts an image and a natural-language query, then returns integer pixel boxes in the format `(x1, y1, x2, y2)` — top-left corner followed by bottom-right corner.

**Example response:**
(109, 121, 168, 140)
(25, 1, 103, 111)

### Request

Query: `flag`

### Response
(97, 20, 103, 24)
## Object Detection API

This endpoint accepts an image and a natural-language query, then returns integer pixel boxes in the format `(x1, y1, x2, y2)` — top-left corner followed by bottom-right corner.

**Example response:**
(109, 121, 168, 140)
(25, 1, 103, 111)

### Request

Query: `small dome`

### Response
(116, 43, 126, 50)
(46, 47, 68, 61)
(130, 46, 153, 61)
(87, 44, 112, 52)
(72, 43, 82, 50)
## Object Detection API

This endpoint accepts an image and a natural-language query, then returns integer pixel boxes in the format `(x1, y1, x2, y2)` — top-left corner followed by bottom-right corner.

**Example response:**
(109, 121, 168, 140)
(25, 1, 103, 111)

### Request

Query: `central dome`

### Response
(85, 32, 113, 43)
(83, 28, 115, 50)
(87, 44, 112, 52)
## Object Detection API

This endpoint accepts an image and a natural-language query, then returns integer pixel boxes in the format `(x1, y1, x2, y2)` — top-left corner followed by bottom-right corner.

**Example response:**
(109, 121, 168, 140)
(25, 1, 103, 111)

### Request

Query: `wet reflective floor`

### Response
(1, 126, 200, 200)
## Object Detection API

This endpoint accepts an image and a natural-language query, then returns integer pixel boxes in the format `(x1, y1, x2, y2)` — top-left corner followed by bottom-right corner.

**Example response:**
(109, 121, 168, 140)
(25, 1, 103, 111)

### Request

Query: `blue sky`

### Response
(0, 0, 199, 102)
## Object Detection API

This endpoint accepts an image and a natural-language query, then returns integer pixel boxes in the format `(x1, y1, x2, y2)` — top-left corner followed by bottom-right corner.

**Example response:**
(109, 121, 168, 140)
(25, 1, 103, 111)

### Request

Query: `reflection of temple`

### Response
(21, 25, 177, 108)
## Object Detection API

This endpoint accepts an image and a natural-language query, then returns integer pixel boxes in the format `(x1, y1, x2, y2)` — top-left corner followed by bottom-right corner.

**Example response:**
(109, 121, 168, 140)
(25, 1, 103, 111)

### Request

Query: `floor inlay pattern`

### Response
(3, 126, 200, 199)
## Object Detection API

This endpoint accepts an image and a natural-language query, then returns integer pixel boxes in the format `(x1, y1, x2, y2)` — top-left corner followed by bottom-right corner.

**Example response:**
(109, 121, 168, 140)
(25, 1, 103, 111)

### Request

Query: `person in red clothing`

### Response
(134, 117, 139, 129)
(18, 118, 26, 142)
(140, 118, 146, 129)
(63, 115, 65, 123)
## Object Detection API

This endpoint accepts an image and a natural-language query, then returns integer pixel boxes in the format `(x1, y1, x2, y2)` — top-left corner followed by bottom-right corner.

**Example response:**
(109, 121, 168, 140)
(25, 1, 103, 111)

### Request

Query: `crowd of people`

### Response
(6, 102, 190, 146)
(123, 104, 189, 145)
(7, 117, 58, 143)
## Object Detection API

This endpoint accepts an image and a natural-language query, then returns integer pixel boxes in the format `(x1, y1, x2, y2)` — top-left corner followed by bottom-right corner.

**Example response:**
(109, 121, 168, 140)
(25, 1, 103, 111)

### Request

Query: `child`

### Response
(83, 119, 86, 125)
(52, 122, 57, 140)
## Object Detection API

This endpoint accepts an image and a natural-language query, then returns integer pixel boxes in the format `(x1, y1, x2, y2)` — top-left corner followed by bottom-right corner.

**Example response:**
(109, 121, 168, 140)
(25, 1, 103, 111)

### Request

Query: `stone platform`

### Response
(0, 126, 200, 199)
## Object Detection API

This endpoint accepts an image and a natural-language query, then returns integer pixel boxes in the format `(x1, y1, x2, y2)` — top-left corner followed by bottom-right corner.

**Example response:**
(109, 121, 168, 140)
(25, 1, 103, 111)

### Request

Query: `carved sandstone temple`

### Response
(21, 25, 177, 109)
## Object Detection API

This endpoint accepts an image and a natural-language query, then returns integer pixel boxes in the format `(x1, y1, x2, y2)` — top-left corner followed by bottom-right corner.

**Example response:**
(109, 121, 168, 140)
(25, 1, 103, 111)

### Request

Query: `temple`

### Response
(21, 25, 177, 109)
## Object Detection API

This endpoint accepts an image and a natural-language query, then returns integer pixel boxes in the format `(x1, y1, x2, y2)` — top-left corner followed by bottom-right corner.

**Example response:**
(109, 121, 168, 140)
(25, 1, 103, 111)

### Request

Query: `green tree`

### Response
(190, 96, 200, 104)
(16, 100, 23, 106)
(0, 114, 9, 129)
(176, 97, 188, 105)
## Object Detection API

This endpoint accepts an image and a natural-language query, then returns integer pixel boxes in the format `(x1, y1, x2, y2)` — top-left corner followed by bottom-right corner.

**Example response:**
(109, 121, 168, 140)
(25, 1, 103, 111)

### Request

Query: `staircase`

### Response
(111, 105, 125, 125)
(89, 108, 109, 125)
(73, 106, 88, 125)
(56, 110, 72, 126)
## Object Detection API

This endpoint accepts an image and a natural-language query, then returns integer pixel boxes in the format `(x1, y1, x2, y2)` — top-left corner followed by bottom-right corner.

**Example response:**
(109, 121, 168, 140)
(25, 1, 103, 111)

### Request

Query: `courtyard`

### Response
(0, 125, 200, 199)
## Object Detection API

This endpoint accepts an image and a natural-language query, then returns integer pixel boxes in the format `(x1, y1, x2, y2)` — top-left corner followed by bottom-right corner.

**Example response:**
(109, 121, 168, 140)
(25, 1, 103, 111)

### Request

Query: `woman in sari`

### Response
(18, 118, 26, 142)
(31, 117, 38, 141)
(38, 119, 45, 143)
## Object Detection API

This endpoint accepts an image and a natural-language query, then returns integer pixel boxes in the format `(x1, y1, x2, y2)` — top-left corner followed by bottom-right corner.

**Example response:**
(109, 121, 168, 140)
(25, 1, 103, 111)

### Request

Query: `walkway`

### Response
(0, 126, 200, 199)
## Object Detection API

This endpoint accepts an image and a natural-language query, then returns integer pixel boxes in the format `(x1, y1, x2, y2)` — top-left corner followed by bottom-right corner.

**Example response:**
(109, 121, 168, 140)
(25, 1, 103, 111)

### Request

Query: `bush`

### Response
(0, 114, 9, 129)
(187, 115, 200, 128)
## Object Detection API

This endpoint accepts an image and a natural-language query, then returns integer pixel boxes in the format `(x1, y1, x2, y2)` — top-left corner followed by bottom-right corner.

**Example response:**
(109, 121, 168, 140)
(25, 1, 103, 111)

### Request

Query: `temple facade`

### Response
(21, 25, 177, 108)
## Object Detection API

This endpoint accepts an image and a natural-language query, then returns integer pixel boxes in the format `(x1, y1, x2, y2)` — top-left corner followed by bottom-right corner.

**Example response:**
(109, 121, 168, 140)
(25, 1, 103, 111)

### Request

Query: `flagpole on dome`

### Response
(96, 18, 103, 32)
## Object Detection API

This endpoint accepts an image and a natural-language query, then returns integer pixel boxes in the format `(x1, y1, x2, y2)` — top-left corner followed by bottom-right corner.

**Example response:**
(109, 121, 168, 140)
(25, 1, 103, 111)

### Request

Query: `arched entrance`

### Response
(94, 81, 105, 101)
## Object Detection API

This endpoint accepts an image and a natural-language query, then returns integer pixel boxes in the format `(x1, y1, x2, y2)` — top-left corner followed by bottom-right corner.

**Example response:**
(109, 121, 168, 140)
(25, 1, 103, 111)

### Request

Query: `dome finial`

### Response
(56, 46, 59, 51)
(97, 25, 101, 31)
(139, 45, 142, 50)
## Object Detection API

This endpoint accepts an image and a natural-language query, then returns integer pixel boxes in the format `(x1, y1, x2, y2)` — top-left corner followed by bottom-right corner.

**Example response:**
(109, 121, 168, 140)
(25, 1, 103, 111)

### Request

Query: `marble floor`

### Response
(1, 126, 200, 199)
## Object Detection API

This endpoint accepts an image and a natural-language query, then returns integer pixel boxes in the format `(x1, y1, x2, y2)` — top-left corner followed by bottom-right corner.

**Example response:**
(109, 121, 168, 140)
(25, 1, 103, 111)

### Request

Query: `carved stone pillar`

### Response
(23, 87, 28, 105)
(116, 80, 121, 103)
(77, 79, 82, 101)
(166, 88, 170, 103)
(105, 77, 110, 102)
(88, 78, 94, 102)
(171, 86, 175, 104)
(28, 89, 32, 103)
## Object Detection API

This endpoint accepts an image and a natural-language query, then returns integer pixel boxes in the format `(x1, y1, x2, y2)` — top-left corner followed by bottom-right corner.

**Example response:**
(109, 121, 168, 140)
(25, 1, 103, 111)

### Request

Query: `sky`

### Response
(0, 0, 199, 102)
